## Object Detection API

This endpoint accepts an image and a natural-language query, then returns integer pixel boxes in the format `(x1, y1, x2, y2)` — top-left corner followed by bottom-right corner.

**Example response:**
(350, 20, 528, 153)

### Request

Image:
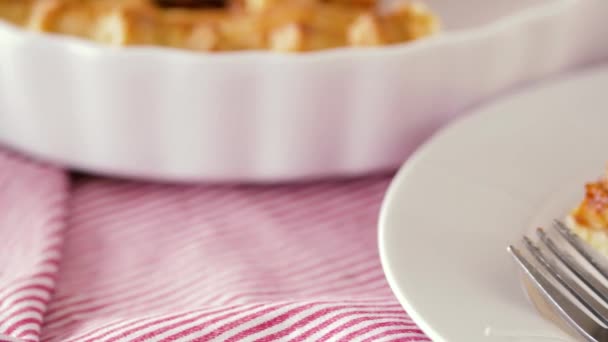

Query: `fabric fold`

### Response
(0, 152, 69, 342)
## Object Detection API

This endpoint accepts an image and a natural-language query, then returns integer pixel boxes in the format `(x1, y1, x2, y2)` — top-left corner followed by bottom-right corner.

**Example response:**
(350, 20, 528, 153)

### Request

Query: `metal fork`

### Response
(508, 220, 608, 341)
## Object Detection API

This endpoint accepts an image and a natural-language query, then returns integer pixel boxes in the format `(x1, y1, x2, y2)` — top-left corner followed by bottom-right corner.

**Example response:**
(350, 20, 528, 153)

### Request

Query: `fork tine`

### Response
(554, 220, 608, 281)
(537, 227, 608, 303)
(508, 245, 605, 342)
(522, 237, 608, 326)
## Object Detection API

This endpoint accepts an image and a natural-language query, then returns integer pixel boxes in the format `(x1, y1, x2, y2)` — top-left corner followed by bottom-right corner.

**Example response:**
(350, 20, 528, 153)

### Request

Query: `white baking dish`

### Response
(0, 0, 606, 182)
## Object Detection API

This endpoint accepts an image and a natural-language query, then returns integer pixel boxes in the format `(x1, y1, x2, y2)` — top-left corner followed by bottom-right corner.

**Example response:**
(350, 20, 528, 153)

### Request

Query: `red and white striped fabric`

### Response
(0, 149, 430, 342)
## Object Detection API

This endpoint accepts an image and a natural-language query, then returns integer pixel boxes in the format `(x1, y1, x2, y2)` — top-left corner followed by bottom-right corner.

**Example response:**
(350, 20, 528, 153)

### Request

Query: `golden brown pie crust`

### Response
(0, 0, 439, 52)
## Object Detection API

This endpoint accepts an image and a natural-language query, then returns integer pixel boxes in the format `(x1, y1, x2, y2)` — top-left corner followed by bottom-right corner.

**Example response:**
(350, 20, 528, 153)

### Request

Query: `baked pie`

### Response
(0, 0, 440, 52)
(568, 168, 608, 255)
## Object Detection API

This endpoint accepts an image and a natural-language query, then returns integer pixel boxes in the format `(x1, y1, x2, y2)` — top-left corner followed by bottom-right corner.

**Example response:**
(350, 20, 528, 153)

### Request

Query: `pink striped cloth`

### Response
(0, 149, 429, 342)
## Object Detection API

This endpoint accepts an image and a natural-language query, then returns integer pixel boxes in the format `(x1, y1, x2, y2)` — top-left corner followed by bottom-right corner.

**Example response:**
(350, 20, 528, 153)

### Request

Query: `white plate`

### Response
(379, 64, 608, 341)
(1, 0, 607, 182)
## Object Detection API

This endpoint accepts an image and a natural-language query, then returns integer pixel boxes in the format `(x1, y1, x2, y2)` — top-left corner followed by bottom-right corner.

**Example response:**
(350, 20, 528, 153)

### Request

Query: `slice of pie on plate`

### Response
(568, 168, 608, 256)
